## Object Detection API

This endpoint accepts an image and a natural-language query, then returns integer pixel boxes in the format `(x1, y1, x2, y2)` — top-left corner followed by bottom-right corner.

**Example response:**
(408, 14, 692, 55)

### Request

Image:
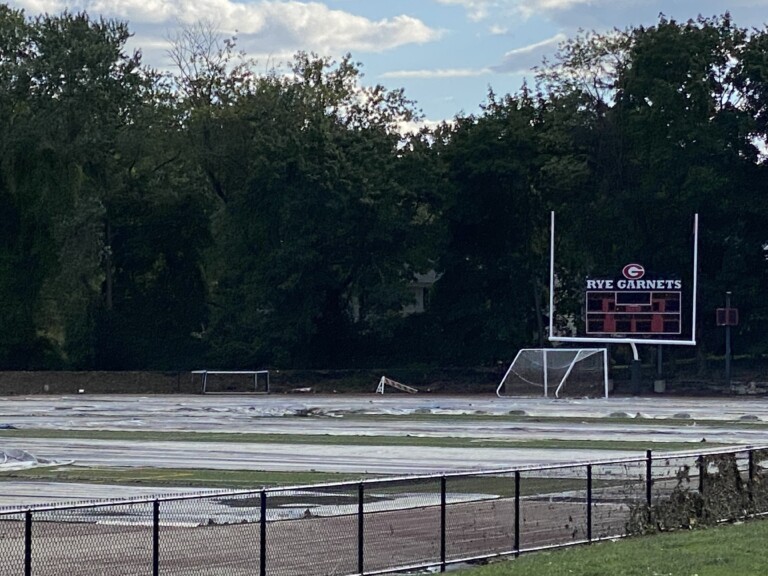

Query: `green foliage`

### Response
(0, 7, 143, 368)
(428, 93, 547, 363)
(190, 50, 438, 367)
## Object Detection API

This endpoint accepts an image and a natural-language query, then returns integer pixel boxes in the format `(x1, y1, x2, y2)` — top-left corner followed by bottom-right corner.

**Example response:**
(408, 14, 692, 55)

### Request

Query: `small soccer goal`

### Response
(193, 370, 270, 394)
(496, 348, 609, 399)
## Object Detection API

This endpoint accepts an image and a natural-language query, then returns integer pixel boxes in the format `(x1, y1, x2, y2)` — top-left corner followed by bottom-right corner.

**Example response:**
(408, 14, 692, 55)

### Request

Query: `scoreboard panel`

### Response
(586, 290, 681, 335)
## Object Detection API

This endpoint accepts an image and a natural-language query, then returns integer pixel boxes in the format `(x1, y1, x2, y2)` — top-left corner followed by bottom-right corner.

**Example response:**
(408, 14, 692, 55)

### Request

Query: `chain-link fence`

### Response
(1, 445, 766, 575)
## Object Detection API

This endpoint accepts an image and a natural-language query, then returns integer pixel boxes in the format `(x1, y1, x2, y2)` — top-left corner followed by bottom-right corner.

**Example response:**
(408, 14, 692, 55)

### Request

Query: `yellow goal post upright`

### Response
(193, 370, 270, 394)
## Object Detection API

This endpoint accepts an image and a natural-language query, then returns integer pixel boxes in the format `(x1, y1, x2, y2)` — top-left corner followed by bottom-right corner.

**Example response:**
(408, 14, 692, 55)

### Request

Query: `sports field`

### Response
(0, 393, 767, 504)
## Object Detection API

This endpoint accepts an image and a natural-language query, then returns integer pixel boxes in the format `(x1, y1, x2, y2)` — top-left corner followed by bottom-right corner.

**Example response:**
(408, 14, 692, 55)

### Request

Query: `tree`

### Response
(0, 6, 214, 369)
(167, 33, 437, 367)
(0, 8, 147, 367)
(427, 91, 546, 364)
(93, 53, 213, 369)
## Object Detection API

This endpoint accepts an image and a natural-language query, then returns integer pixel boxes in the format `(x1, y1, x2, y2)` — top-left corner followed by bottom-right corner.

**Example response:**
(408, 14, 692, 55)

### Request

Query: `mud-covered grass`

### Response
(0, 427, 727, 452)
(0, 465, 625, 497)
(0, 466, 363, 489)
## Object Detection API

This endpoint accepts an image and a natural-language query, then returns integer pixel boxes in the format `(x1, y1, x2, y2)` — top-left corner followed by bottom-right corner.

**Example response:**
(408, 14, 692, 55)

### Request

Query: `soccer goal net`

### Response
(193, 370, 270, 394)
(496, 348, 609, 399)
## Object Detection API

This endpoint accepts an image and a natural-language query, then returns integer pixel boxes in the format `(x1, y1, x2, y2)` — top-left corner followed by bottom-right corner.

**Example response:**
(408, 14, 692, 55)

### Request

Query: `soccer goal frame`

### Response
(496, 348, 609, 399)
(193, 370, 270, 394)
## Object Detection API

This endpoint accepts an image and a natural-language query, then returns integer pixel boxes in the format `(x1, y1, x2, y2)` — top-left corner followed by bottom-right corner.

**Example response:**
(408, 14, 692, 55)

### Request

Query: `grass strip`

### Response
(0, 466, 365, 489)
(0, 465, 627, 497)
(343, 412, 768, 428)
(0, 428, 722, 452)
(455, 519, 768, 576)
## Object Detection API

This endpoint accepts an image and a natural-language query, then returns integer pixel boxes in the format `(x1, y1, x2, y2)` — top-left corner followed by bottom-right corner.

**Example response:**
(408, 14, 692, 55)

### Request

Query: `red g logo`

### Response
(622, 263, 645, 280)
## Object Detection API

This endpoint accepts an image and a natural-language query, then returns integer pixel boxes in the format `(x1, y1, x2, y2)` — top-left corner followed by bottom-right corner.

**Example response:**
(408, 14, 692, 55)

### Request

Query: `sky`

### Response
(7, 1, 768, 124)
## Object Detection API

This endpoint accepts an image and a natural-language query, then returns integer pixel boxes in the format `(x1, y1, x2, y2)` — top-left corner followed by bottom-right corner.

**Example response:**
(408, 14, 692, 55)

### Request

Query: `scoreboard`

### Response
(586, 291, 681, 335)
(585, 264, 682, 336)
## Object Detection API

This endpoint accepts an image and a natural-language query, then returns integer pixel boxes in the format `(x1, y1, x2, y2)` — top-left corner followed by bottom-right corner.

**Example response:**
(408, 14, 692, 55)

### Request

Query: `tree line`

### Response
(0, 6, 766, 371)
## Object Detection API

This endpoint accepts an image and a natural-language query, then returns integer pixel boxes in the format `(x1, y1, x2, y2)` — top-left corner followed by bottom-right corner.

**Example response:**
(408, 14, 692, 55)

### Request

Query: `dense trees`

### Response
(0, 8, 146, 368)
(425, 93, 546, 364)
(0, 7, 766, 370)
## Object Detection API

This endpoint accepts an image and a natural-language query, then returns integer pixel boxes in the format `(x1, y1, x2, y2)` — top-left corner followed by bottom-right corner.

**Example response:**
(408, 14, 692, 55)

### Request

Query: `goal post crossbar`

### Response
(193, 370, 270, 394)
(496, 348, 609, 399)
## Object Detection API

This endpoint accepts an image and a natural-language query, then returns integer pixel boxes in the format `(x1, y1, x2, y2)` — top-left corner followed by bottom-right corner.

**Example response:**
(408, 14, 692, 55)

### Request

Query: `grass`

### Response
(0, 465, 364, 489)
(454, 519, 768, 576)
(344, 412, 768, 429)
(0, 464, 630, 496)
(0, 428, 725, 452)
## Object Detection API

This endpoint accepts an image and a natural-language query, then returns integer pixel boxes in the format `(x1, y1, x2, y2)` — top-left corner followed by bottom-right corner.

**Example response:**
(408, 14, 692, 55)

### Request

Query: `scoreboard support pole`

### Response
(630, 342, 641, 395)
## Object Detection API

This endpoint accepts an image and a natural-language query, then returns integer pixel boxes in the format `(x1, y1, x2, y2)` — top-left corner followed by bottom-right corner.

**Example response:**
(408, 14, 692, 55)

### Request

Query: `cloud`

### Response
(434, 0, 496, 22)
(491, 33, 566, 73)
(381, 67, 492, 79)
(9, 0, 442, 55)
(17, 0, 67, 13)
(531, 0, 593, 9)
(437, 0, 525, 22)
(515, 0, 768, 31)
(434, 0, 768, 31)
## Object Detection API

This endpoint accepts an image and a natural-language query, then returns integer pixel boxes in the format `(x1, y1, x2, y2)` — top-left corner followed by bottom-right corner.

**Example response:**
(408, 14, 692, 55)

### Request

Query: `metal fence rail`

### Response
(0, 445, 767, 575)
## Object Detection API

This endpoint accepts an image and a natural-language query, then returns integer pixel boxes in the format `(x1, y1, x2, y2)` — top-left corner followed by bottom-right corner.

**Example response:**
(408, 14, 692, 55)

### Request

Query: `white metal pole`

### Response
(603, 349, 609, 399)
(496, 350, 525, 397)
(555, 355, 578, 398)
(691, 213, 699, 345)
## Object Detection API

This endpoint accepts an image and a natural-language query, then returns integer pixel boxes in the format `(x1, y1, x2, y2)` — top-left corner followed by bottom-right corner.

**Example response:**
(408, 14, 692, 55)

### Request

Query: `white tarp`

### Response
(0, 448, 73, 471)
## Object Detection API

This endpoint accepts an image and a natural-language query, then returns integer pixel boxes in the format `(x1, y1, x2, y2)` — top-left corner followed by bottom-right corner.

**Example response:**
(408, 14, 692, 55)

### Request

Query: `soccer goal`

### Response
(496, 348, 609, 399)
(375, 376, 418, 394)
(193, 370, 270, 394)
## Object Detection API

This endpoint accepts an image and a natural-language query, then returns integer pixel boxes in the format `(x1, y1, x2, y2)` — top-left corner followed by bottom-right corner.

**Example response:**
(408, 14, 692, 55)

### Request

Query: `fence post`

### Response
(646, 450, 653, 525)
(440, 476, 446, 573)
(24, 510, 31, 576)
(698, 455, 705, 495)
(260, 491, 267, 576)
(152, 500, 160, 576)
(748, 449, 755, 514)
(514, 471, 520, 557)
(586, 465, 593, 543)
(358, 482, 365, 575)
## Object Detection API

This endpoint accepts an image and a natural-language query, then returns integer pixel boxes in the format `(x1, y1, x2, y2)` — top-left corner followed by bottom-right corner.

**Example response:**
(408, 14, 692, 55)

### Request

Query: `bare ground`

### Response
(0, 498, 630, 575)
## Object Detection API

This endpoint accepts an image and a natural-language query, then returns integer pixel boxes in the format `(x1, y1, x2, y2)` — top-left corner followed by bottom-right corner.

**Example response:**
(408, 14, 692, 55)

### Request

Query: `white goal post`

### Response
(496, 348, 609, 399)
(193, 370, 270, 394)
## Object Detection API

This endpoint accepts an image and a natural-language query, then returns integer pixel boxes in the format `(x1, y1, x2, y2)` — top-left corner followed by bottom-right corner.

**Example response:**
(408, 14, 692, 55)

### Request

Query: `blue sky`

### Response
(8, 1, 768, 124)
